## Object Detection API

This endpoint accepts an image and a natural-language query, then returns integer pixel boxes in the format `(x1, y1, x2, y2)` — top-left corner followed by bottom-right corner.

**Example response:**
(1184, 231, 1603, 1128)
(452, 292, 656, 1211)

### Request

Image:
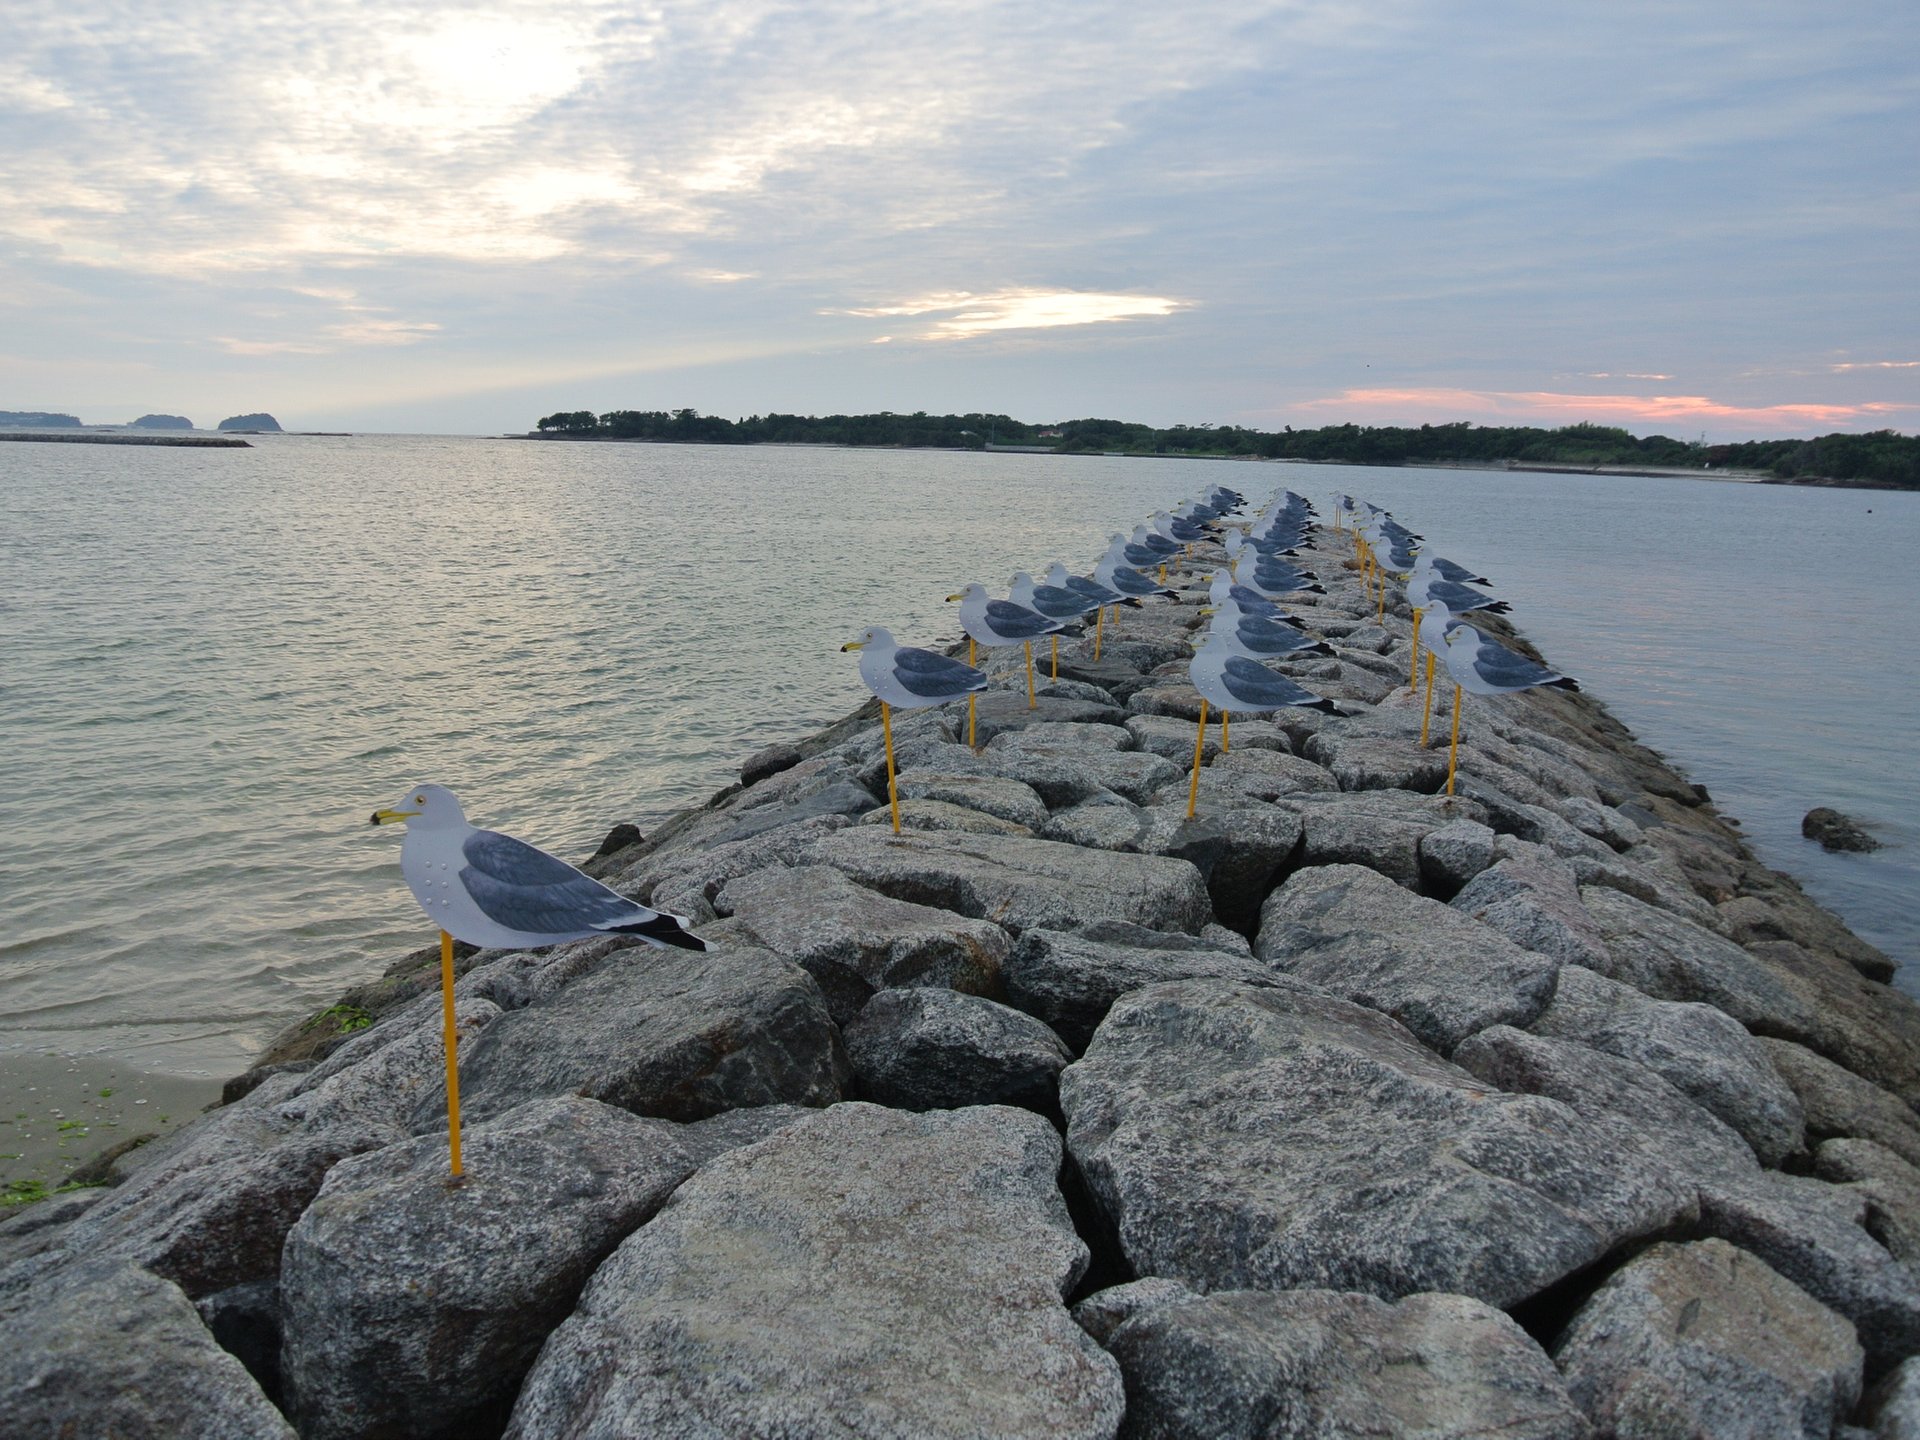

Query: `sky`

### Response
(2, 0, 1916, 439)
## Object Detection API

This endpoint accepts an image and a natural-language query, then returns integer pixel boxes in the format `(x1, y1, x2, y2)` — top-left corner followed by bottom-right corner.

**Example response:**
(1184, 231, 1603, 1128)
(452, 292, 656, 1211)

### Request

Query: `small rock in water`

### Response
(1803, 807, 1882, 853)
(591, 822, 644, 859)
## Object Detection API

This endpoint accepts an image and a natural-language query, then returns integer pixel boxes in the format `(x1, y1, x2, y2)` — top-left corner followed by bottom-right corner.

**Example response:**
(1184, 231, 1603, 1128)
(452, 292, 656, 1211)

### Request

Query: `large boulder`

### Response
(845, 988, 1073, 1111)
(1002, 922, 1309, 1051)
(1274, 790, 1474, 886)
(1301, 729, 1450, 793)
(0, 1258, 294, 1437)
(281, 1097, 695, 1440)
(1255, 863, 1558, 1054)
(505, 1104, 1123, 1438)
(715, 864, 1010, 1024)
(1102, 1287, 1587, 1440)
(1060, 980, 1690, 1306)
(433, 945, 848, 1128)
(1761, 1037, 1920, 1168)
(1817, 1139, 1920, 1263)
(1554, 1239, 1862, 1439)
(1132, 803, 1303, 932)
(804, 827, 1213, 936)
(1450, 850, 1611, 968)
(892, 767, 1050, 829)
(1529, 965, 1805, 1167)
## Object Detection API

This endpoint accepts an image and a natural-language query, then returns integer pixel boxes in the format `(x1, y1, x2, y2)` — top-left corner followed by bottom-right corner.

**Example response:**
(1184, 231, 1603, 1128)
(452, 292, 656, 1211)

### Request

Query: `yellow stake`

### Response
(881, 701, 902, 833)
(1051, 633, 1059, 683)
(1024, 641, 1037, 708)
(1408, 607, 1424, 688)
(967, 638, 978, 749)
(1446, 685, 1463, 795)
(1158, 562, 1168, 585)
(439, 929, 464, 1179)
(1376, 567, 1386, 625)
(1186, 698, 1210, 819)
(1421, 651, 1437, 747)
(1093, 606, 1104, 660)
(1222, 710, 1230, 752)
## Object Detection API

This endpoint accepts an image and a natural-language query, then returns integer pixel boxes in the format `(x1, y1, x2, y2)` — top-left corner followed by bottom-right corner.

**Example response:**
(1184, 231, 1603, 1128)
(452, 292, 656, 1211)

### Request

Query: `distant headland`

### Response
(528, 409, 1919, 490)
(218, 413, 283, 432)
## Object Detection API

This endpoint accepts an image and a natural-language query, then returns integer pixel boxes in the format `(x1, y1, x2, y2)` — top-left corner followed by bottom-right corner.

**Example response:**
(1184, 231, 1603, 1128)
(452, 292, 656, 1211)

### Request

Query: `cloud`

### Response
(840, 289, 1186, 339)
(1830, 360, 1920, 371)
(1295, 387, 1911, 434)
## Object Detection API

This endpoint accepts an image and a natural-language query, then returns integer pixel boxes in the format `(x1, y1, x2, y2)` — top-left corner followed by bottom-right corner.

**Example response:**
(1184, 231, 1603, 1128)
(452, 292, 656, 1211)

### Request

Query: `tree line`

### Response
(532, 409, 1918, 488)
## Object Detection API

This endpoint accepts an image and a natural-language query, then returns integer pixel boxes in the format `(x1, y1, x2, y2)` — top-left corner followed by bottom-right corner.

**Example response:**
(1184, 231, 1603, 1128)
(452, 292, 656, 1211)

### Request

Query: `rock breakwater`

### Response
(6, 515, 1918, 1437)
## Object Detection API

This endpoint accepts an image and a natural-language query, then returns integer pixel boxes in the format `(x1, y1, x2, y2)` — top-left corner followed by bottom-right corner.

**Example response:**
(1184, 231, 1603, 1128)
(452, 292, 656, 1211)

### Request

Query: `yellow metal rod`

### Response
(1025, 640, 1036, 709)
(1186, 699, 1209, 819)
(1408, 607, 1423, 688)
(1421, 651, 1436, 747)
(1051, 633, 1059, 683)
(1093, 606, 1104, 660)
(1446, 685, 1463, 795)
(440, 929, 464, 1179)
(1222, 710, 1230, 752)
(882, 701, 901, 833)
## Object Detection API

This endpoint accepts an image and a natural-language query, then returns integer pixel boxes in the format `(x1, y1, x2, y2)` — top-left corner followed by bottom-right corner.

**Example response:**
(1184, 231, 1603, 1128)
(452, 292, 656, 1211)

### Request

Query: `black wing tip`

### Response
(1549, 676, 1581, 692)
(1308, 697, 1340, 713)
(1120, 596, 1146, 608)
(1485, 601, 1513, 614)
(611, 912, 712, 951)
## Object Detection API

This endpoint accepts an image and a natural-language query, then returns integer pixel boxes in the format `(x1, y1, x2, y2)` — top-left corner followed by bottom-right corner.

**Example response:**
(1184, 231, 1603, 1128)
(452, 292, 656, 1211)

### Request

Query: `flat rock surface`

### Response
(1104, 1287, 1587, 1440)
(805, 827, 1212, 936)
(1555, 1239, 1862, 1440)
(716, 863, 1010, 1024)
(1060, 980, 1689, 1306)
(1762, 1037, 1920, 1168)
(435, 944, 848, 1127)
(505, 1103, 1123, 1439)
(1255, 863, 1558, 1053)
(281, 1096, 695, 1440)
(845, 987, 1073, 1111)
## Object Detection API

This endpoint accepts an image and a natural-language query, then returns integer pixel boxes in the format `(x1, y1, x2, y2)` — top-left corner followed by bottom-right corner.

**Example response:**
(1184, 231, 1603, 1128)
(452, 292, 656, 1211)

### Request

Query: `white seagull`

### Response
(371, 785, 707, 951)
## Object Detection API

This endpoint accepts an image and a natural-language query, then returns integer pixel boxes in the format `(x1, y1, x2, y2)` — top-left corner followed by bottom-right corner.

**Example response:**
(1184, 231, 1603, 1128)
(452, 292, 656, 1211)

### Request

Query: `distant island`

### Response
(531, 409, 1919, 489)
(0, 410, 81, 428)
(131, 414, 194, 430)
(218, 413, 282, 432)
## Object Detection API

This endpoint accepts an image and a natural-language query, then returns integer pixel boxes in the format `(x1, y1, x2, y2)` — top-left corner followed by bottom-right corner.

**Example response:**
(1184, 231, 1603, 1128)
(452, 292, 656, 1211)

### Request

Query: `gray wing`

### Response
(985, 599, 1063, 637)
(1468, 637, 1569, 689)
(1220, 657, 1334, 711)
(1432, 557, 1491, 585)
(1108, 568, 1161, 595)
(892, 646, 989, 699)
(461, 829, 647, 934)
(1427, 580, 1508, 613)
(1236, 619, 1323, 654)
(1227, 584, 1281, 614)
(1065, 576, 1119, 602)
(1031, 583, 1094, 617)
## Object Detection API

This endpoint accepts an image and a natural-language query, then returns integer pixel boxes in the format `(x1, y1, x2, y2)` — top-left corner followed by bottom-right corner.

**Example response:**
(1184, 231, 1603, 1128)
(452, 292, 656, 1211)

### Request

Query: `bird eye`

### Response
(415, 795, 425, 804)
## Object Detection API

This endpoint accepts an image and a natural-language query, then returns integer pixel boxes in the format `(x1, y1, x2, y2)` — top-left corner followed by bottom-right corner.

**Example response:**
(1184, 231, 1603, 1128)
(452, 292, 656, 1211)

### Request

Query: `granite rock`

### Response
(1255, 863, 1558, 1053)
(1530, 965, 1805, 1166)
(804, 827, 1213, 937)
(435, 944, 847, 1128)
(505, 1103, 1123, 1439)
(1105, 1288, 1588, 1440)
(1061, 980, 1689, 1305)
(845, 987, 1073, 1111)
(1554, 1239, 1862, 1440)
(716, 863, 1010, 1024)
(1003, 922, 1307, 1051)
(281, 1096, 695, 1440)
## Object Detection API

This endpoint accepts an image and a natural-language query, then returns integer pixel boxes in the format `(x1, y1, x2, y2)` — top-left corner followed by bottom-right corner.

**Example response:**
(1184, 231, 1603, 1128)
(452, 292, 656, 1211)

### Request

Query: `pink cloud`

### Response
(1293, 387, 1911, 434)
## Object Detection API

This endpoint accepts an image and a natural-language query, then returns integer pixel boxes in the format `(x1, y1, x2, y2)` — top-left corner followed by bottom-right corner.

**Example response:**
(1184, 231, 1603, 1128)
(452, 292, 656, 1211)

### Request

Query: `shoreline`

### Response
(8, 514, 1919, 1434)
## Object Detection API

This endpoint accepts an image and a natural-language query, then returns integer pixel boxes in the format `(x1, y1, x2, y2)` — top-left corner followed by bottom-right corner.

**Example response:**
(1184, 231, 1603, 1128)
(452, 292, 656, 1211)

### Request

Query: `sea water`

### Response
(2, 437, 1914, 1090)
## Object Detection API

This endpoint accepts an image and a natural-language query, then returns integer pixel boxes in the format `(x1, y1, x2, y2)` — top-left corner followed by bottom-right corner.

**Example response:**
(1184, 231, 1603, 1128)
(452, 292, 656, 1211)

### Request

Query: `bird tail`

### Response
(1547, 676, 1581, 692)
(604, 909, 710, 951)
(1120, 597, 1145, 608)
(1483, 600, 1513, 614)
(1306, 697, 1340, 713)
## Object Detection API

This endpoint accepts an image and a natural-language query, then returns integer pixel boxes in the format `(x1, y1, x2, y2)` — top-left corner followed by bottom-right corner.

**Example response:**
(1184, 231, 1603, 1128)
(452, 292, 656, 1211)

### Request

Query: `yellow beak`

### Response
(370, 808, 418, 826)
(944, 592, 965, 602)
(840, 640, 865, 652)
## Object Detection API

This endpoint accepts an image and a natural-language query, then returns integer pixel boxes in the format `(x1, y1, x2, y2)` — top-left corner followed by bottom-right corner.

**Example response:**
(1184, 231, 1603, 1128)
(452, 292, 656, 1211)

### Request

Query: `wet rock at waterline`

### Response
(1804, 805, 1882, 853)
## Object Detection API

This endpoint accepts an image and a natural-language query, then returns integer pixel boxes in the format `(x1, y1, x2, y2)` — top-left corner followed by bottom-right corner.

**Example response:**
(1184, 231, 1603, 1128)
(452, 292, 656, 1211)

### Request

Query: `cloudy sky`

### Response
(3, 1, 1915, 437)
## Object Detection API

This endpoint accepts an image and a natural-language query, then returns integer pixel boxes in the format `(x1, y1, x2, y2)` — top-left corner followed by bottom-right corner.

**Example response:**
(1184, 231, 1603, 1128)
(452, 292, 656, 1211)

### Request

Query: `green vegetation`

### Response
(2, 1178, 105, 1209)
(303, 1003, 374, 1034)
(532, 409, 1919, 488)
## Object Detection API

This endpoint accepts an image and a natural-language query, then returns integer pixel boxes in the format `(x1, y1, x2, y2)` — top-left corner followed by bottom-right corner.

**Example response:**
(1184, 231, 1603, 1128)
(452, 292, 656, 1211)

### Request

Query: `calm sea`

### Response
(3, 438, 1914, 1092)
